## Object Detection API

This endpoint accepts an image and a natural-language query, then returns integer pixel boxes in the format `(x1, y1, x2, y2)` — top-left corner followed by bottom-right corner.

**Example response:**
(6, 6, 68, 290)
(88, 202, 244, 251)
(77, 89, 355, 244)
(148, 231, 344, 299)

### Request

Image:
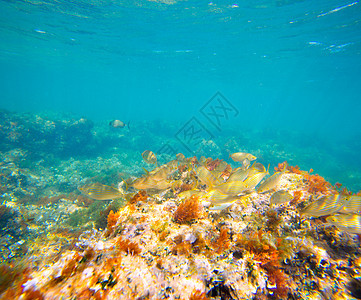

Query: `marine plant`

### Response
(236, 230, 291, 298)
(129, 190, 148, 204)
(105, 210, 120, 236)
(0, 264, 16, 294)
(189, 289, 210, 300)
(116, 237, 141, 255)
(174, 195, 202, 224)
(305, 174, 332, 195)
(212, 226, 231, 254)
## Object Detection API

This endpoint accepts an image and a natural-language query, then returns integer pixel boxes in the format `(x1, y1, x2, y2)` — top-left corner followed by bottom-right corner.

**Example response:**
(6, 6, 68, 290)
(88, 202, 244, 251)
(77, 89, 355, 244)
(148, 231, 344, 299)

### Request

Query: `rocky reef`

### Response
(0, 110, 361, 299)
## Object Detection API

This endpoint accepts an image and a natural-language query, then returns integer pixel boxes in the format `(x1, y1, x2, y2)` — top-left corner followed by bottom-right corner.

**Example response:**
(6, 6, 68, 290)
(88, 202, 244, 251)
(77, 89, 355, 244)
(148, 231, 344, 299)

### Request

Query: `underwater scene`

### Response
(1, 0, 361, 299)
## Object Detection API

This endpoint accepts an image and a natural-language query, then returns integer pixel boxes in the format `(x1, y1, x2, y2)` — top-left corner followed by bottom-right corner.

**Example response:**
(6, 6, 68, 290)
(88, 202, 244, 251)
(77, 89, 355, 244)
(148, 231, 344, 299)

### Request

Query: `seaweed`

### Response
(189, 289, 210, 300)
(171, 239, 192, 256)
(212, 226, 231, 254)
(129, 190, 148, 204)
(0, 264, 16, 294)
(105, 210, 120, 236)
(174, 195, 202, 224)
(116, 237, 141, 255)
(60, 253, 82, 278)
(290, 190, 303, 205)
(265, 210, 282, 235)
(236, 231, 291, 298)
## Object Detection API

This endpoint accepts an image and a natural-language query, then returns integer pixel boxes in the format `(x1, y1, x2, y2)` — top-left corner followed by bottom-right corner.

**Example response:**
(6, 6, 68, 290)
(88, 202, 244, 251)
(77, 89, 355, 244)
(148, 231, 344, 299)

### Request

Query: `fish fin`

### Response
(142, 167, 149, 175)
(266, 164, 270, 174)
(127, 121, 130, 131)
(119, 175, 128, 191)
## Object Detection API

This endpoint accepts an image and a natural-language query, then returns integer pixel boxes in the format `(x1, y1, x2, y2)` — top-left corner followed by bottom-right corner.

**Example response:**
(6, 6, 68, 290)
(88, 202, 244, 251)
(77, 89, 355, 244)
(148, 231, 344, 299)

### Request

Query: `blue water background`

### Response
(0, 0, 360, 189)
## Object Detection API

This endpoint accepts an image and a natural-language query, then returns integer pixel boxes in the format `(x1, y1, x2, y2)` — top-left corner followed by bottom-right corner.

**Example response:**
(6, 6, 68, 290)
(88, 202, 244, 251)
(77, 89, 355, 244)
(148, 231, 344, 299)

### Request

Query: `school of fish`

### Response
(78, 150, 361, 235)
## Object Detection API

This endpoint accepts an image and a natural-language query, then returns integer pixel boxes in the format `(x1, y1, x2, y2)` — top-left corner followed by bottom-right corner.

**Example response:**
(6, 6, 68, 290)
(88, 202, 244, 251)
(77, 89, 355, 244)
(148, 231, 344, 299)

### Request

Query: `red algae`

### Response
(236, 231, 290, 297)
(105, 210, 120, 236)
(174, 195, 202, 224)
(116, 237, 141, 255)
(129, 190, 148, 204)
(212, 226, 231, 254)
(189, 289, 210, 300)
(305, 174, 332, 195)
(205, 158, 223, 171)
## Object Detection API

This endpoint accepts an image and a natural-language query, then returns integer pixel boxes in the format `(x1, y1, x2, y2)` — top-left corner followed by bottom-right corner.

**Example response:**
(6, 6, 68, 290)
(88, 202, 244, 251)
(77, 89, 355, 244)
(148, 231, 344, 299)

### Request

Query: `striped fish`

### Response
(300, 194, 343, 217)
(78, 183, 123, 200)
(196, 166, 220, 187)
(339, 195, 361, 214)
(270, 190, 293, 205)
(227, 167, 250, 182)
(142, 150, 157, 165)
(257, 171, 284, 193)
(326, 214, 361, 234)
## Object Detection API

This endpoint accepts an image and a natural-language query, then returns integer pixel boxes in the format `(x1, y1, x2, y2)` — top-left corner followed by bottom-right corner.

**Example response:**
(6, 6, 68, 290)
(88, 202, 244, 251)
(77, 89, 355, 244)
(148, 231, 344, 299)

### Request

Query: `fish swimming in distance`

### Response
(78, 183, 123, 200)
(142, 150, 157, 165)
(230, 152, 257, 163)
(109, 120, 130, 129)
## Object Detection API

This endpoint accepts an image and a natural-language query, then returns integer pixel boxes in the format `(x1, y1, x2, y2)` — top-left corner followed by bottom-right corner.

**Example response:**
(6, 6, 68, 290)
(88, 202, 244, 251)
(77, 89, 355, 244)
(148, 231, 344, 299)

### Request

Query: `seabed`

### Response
(0, 111, 360, 300)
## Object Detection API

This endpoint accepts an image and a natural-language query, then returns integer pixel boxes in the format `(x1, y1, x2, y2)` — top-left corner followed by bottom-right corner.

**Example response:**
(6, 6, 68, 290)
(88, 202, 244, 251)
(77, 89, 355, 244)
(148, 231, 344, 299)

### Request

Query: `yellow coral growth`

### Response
(174, 196, 202, 224)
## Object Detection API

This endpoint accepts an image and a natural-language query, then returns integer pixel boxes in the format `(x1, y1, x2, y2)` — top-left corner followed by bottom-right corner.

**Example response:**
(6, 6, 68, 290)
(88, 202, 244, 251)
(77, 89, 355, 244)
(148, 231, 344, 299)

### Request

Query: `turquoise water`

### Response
(0, 0, 361, 189)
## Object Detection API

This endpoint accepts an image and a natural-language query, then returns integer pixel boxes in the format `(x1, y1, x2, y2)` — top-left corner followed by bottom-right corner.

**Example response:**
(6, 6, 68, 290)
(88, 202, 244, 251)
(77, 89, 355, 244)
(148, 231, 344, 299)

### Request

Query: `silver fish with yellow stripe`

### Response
(257, 171, 284, 194)
(326, 214, 361, 234)
(338, 195, 361, 214)
(230, 152, 257, 162)
(78, 183, 123, 200)
(142, 150, 157, 165)
(300, 193, 344, 217)
(196, 166, 221, 187)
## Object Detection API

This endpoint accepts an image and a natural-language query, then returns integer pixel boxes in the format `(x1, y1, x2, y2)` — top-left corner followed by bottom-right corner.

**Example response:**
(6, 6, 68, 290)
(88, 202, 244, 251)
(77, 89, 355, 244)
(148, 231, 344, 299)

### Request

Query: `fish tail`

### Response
(127, 121, 131, 131)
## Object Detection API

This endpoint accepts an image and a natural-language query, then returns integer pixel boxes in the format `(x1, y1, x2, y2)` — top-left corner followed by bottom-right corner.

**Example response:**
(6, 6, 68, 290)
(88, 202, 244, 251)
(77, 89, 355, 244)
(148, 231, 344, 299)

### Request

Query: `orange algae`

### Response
(236, 231, 290, 298)
(290, 190, 303, 206)
(129, 190, 148, 204)
(283, 162, 333, 195)
(60, 252, 82, 278)
(305, 174, 332, 195)
(23, 288, 45, 300)
(212, 227, 231, 254)
(116, 237, 141, 255)
(189, 289, 210, 300)
(205, 157, 223, 171)
(174, 195, 202, 224)
(274, 161, 288, 172)
(105, 210, 120, 236)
